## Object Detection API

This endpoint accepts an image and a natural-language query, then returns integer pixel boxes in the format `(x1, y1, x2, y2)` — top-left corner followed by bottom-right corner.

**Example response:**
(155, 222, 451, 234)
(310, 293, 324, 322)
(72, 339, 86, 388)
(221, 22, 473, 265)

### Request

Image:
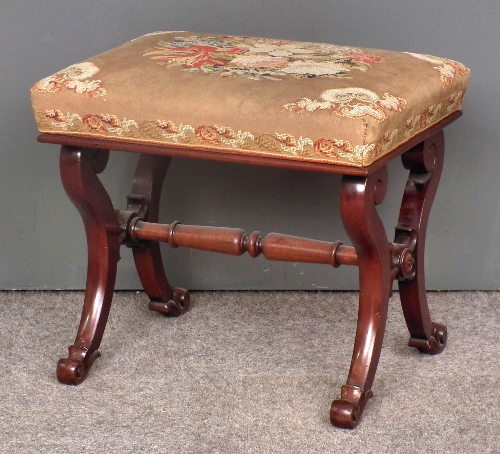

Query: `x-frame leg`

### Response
(54, 131, 448, 429)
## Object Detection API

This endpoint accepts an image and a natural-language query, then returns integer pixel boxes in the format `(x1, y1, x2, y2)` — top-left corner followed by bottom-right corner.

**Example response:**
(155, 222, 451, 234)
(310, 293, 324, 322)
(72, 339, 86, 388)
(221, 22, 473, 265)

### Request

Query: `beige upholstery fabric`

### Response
(31, 32, 470, 168)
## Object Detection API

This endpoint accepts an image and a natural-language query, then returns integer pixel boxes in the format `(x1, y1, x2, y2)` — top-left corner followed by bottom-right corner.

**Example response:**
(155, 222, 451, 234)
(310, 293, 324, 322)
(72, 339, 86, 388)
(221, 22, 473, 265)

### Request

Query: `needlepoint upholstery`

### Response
(31, 32, 470, 168)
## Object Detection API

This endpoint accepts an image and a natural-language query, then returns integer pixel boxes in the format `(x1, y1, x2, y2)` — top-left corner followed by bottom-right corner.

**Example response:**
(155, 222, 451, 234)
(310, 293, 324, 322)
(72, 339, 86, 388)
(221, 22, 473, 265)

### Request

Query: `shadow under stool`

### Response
(30, 32, 470, 429)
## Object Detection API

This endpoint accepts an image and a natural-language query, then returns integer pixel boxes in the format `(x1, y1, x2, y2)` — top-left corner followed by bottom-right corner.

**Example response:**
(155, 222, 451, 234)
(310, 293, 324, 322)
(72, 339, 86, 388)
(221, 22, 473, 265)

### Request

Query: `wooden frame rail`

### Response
(121, 216, 416, 279)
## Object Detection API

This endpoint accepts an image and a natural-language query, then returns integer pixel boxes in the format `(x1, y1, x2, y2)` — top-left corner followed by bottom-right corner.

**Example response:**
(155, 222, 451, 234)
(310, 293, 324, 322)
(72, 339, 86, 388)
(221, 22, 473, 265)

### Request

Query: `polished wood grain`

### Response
(130, 220, 357, 267)
(126, 154, 190, 316)
(396, 131, 447, 353)
(330, 165, 392, 429)
(56, 146, 121, 385)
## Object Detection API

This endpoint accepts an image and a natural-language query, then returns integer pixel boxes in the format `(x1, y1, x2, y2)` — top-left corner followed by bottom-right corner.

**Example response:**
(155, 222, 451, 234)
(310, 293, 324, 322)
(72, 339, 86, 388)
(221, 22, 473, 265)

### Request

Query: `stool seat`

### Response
(31, 32, 469, 168)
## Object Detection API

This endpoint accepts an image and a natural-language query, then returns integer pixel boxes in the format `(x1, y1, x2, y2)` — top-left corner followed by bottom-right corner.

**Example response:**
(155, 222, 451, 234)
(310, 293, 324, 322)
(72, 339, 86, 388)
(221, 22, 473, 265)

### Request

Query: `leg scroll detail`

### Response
(57, 146, 121, 385)
(332, 166, 392, 429)
(148, 287, 190, 316)
(397, 130, 447, 355)
(57, 346, 101, 385)
(408, 322, 447, 354)
(330, 385, 374, 429)
(127, 154, 191, 318)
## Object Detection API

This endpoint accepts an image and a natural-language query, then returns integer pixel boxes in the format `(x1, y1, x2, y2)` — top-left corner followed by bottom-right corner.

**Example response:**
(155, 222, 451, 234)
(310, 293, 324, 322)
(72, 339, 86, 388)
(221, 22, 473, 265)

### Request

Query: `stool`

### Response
(31, 32, 470, 429)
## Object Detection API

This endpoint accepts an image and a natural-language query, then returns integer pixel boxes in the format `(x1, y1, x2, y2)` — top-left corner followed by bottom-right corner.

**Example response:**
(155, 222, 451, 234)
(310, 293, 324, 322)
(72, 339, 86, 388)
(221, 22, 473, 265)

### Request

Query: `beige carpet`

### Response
(0, 291, 499, 453)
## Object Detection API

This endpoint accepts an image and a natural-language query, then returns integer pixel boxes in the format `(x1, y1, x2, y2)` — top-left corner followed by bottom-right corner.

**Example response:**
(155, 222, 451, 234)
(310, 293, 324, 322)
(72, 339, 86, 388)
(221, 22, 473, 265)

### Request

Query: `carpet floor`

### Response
(0, 291, 498, 453)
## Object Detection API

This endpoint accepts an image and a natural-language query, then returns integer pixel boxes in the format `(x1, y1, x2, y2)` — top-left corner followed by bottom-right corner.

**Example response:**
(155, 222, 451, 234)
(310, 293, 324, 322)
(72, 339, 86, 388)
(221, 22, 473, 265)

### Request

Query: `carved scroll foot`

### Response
(396, 131, 447, 355)
(56, 346, 101, 385)
(408, 322, 447, 354)
(148, 287, 190, 316)
(330, 386, 373, 429)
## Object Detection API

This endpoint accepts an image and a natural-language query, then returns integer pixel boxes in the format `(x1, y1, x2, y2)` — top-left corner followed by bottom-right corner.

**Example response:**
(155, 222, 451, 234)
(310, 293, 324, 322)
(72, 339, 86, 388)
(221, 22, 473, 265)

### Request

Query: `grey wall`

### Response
(0, 1, 498, 290)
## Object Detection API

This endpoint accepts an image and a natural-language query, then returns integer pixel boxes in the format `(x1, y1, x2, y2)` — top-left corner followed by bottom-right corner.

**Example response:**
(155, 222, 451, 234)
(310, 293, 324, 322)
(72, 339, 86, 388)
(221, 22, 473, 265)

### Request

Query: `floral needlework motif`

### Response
(313, 138, 370, 161)
(144, 35, 384, 80)
(35, 110, 137, 136)
(282, 88, 407, 122)
(34, 62, 107, 99)
(35, 110, 84, 132)
(405, 53, 468, 86)
(404, 91, 465, 139)
(34, 90, 464, 167)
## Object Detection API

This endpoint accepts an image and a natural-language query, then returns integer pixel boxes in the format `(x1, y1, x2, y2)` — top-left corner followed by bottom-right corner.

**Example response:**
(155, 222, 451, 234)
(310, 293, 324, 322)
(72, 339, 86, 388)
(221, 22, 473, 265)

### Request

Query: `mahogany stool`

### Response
(31, 32, 469, 429)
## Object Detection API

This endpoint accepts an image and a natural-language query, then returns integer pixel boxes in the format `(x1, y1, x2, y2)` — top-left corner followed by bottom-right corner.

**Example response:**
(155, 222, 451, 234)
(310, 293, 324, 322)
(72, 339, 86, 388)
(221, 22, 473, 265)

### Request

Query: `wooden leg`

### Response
(127, 154, 190, 316)
(330, 166, 392, 429)
(57, 146, 121, 385)
(396, 131, 447, 354)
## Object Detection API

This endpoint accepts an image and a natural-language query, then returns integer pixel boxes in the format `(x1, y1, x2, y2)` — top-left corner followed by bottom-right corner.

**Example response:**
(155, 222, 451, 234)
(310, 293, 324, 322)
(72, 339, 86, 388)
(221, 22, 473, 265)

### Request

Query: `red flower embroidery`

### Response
(196, 125, 220, 143)
(314, 139, 353, 157)
(150, 45, 245, 68)
(82, 114, 108, 132)
(146, 36, 386, 80)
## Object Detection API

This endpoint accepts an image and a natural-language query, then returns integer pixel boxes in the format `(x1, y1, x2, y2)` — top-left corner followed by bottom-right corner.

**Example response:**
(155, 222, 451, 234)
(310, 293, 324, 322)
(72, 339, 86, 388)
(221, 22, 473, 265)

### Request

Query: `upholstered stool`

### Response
(31, 32, 469, 429)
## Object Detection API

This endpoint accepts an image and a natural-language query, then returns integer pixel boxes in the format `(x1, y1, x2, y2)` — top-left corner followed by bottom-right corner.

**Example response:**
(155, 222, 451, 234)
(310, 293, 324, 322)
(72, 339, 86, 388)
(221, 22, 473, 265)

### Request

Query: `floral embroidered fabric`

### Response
(31, 32, 470, 168)
(144, 35, 384, 81)
(282, 88, 407, 121)
(35, 62, 107, 99)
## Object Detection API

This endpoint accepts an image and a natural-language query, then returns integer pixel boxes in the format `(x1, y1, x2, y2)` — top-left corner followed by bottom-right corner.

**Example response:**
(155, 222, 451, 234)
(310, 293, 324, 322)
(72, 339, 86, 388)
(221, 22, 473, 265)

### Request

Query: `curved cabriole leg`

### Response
(330, 166, 392, 429)
(57, 146, 121, 385)
(127, 154, 190, 316)
(397, 130, 447, 354)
